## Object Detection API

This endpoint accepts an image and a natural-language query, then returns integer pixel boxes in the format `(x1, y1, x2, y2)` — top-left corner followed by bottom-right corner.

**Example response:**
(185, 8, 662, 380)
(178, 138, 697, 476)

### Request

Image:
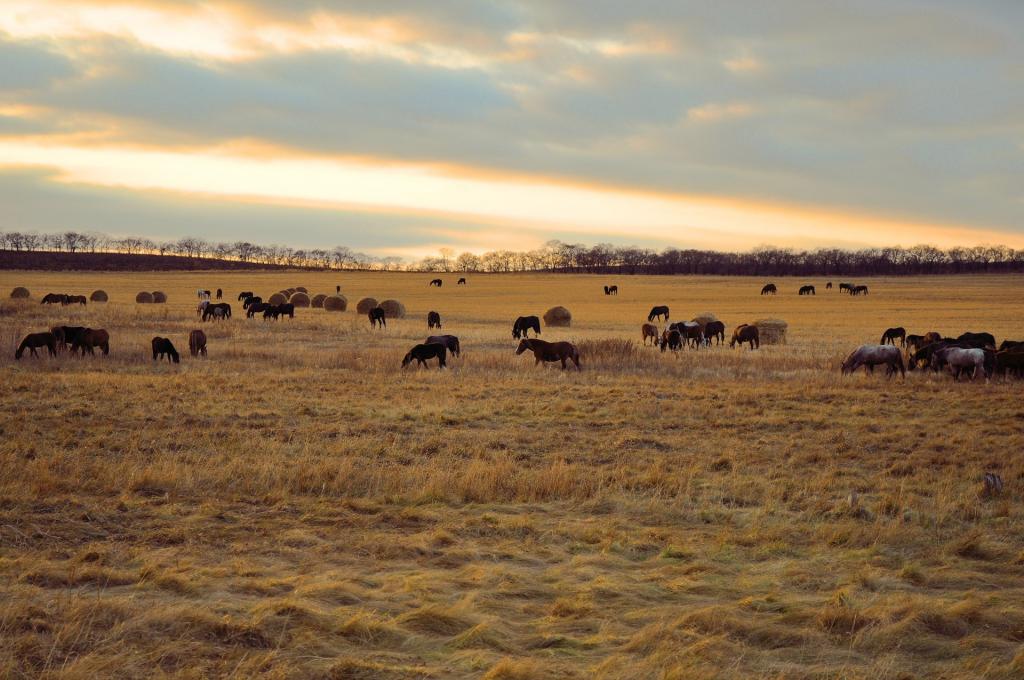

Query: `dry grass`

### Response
(0, 270, 1022, 679)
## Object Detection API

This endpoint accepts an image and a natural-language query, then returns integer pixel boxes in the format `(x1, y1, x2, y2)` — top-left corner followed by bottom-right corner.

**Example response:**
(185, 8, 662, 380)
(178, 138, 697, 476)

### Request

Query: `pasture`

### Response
(1, 271, 1023, 679)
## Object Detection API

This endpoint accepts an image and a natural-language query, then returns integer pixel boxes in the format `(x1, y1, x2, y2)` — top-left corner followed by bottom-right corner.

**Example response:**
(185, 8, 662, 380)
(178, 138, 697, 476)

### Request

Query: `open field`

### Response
(1, 271, 1023, 679)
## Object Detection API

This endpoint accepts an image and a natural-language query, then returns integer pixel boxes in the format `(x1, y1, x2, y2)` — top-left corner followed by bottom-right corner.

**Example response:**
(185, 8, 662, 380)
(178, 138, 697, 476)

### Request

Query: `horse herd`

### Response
(761, 282, 868, 296)
(638, 306, 758, 352)
(842, 328, 1024, 380)
(40, 293, 88, 305)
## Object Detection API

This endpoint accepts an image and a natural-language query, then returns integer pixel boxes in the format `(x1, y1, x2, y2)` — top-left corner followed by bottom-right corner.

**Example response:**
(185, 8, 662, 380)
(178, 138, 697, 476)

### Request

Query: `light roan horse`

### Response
(841, 344, 905, 377)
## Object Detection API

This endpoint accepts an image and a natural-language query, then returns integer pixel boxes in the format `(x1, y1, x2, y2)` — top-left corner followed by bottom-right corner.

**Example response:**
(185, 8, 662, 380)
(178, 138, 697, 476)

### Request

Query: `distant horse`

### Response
(427, 311, 442, 329)
(934, 347, 987, 380)
(457, 278, 467, 285)
(704, 320, 726, 345)
(841, 344, 905, 377)
(426, 334, 460, 357)
(429, 279, 443, 287)
(65, 295, 87, 306)
(729, 324, 759, 350)
(238, 291, 254, 301)
(202, 302, 231, 321)
(850, 285, 868, 296)
(243, 296, 262, 310)
(402, 343, 446, 369)
(41, 293, 66, 305)
(369, 307, 386, 328)
(670, 321, 703, 348)
(826, 282, 833, 290)
(957, 331, 995, 349)
(641, 323, 660, 346)
(189, 329, 207, 357)
(152, 337, 180, 363)
(512, 315, 541, 339)
(798, 285, 815, 296)
(516, 338, 580, 370)
(247, 303, 270, 318)
(604, 285, 618, 295)
(215, 288, 222, 299)
(760, 284, 777, 295)
(880, 327, 906, 347)
(647, 305, 670, 322)
(15, 332, 57, 359)
(998, 340, 1024, 352)
(660, 329, 682, 352)
(838, 283, 854, 293)
(71, 328, 109, 356)
(274, 303, 295, 319)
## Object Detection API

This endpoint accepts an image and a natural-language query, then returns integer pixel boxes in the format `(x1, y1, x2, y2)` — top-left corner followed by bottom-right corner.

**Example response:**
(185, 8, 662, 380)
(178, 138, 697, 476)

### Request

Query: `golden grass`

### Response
(0, 270, 1022, 678)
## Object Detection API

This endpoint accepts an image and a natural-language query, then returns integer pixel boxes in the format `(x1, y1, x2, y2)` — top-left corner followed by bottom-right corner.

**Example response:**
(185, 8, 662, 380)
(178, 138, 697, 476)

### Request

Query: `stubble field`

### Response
(1, 270, 1022, 679)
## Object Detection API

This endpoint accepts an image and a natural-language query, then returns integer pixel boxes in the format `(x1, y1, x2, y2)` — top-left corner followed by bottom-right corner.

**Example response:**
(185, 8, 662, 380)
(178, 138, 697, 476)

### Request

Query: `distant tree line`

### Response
(2, 230, 1023, 275)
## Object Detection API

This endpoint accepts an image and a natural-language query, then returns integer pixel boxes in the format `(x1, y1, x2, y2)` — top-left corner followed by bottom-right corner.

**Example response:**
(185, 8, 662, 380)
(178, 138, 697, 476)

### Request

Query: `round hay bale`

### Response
(285, 288, 296, 295)
(152, 291, 167, 303)
(295, 286, 308, 293)
(356, 297, 378, 314)
(379, 299, 406, 318)
(10, 286, 30, 299)
(268, 292, 288, 305)
(90, 290, 108, 302)
(753, 318, 788, 345)
(136, 291, 154, 303)
(311, 293, 327, 308)
(543, 306, 572, 327)
(692, 311, 719, 326)
(323, 294, 348, 312)
(289, 292, 310, 307)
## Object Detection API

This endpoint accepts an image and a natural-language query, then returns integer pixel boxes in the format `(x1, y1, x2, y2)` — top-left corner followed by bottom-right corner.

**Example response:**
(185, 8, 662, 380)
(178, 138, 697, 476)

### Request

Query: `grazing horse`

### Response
(604, 285, 618, 295)
(880, 327, 906, 347)
(189, 329, 207, 357)
(934, 347, 987, 380)
(729, 324, 760, 350)
(429, 278, 443, 287)
(15, 332, 57, 359)
(216, 288, 222, 299)
(238, 291, 254, 301)
(402, 343, 446, 369)
(995, 350, 1024, 378)
(798, 285, 815, 296)
(998, 340, 1024, 352)
(760, 284, 777, 295)
(839, 283, 854, 293)
(426, 335, 460, 358)
(512, 315, 541, 339)
(647, 305, 670, 322)
(427, 311, 442, 329)
(670, 321, 704, 348)
(247, 303, 270, 318)
(457, 278, 467, 285)
(202, 302, 231, 321)
(704, 320, 726, 345)
(841, 344, 905, 377)
(641, 323, 660, 346)
(71, 328, 109, 356)
(369, 306, 387, 328)
(152, 337, 180, 363)
(41, 293, 66, 305)
(242, 295, 262, 310)
(263, 305, 281, 320)
(660, 329, 682, 352)
(65, 295, 87, 305)
(51, 325, 86, 352)
(826, 282, 833, 290)
(957, 331, 995, 349)
(515, 338, 580, 370)
(907, 341, 966, 371)
(850, 285, 869, 296)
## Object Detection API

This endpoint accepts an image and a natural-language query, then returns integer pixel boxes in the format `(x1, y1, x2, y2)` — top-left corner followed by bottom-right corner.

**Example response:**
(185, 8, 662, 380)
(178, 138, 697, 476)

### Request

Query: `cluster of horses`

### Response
(428, 278, 467, 287)
(844, 328, 1023, 380)
(196, 288, 223, 300)
(402, 334, 581, 371)
(760, 282, 868, 296)
(15, 326, 109, 358)
(40, 293, 87, 305)
(151, 332, 208, 362)
(237, 294, 295, 320)
(639, 306, 759, 352)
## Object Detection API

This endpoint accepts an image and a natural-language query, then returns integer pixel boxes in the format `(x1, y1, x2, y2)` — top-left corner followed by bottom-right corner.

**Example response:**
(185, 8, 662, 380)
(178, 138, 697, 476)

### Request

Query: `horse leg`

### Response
(560, 357, 567, 369)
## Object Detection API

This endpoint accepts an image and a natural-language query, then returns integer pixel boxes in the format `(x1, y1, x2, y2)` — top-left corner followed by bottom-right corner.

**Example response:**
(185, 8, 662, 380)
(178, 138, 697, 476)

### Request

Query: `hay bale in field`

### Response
(268, 292, 288, 305)
(543, 306, 572, 327)
(295, 286, 308, 293)
(323, 294, 347, 312)
(379, 299, 406, 318)
(311, 293, 327, 308)
(136, 291, 154, 303)
(10, 286, 30, 299)
(356, 297, 378, 314)
(90, 290, 108, 302)
(289, 292, 311, 307)
(285, 288, 296, 295)
(753, 318, 788, 345)
(152, 291, 167, 303)
(692, 312, 719, 327)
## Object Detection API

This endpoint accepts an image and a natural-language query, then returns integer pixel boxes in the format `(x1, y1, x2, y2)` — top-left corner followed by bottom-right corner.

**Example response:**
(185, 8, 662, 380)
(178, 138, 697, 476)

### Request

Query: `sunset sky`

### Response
(1, 1, 1022, 257)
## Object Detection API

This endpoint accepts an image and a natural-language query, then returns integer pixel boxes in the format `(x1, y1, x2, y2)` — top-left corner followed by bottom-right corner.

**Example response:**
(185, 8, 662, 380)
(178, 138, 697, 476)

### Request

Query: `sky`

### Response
(1, 1, 1023, 258)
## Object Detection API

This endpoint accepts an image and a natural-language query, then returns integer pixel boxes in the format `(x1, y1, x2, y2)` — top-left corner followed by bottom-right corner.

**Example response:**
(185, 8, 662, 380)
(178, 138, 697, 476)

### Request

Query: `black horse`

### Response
(660, 329, 682, 352)
(604, 285, 618, 295)
(798, 285, 815, 296)
(15, 332, 57, 359)
(402, 343, 446, 369)
(429, 279, 443, 287)
(238, 291, 254, 301)
(152, 337, 180, 363)
(216, 288, 223, 299)
(760, 284, 777, 295)
(427, 311, 442, 329)
(202, 302, 232, 321)
(512, 315, 541, 339)
(243, 295, 262, 309)
(850, 285, 868, 296)
(41, 293, 66, 305)
(998, 339, 1024, 352)
(369, 307, 386, 328)
(704, 320, 726, 345)
(426, 335, 460, 357)
(826, 282, 833, 290)
(457, 278, 467, 285)
(838, 283, 854, 293)
(51, 325, 86, 352)
(957, 331, 995, 348)
(647, 305, 670, 322)
(880, 327, 906, 347)
(247, 303, 270, 318)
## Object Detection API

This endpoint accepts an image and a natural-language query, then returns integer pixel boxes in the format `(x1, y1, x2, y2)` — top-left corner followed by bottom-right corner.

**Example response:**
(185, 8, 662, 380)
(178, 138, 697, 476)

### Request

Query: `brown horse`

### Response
(641, 323, 660, 346)
(922, 331, 943, 345)
(15, 332, 57, 359)
(880, 327, 906, 347)
(515, 338, 580, 370)
(647, 305, 670, 322)
(427, 311, 442, 329)
(65, 295, 87, 305)
(729, 324, 759, 350)
(71, 328, 110, 356)
(703, 320, 726, 345)
(189, 329, 207, 357)
(426, 334, 460, 357)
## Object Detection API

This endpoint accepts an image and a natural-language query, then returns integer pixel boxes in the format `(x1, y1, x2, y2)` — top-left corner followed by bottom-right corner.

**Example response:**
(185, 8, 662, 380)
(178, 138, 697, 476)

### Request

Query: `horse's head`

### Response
(515, 339, 530, 355)
(401, 351, 414, 367)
